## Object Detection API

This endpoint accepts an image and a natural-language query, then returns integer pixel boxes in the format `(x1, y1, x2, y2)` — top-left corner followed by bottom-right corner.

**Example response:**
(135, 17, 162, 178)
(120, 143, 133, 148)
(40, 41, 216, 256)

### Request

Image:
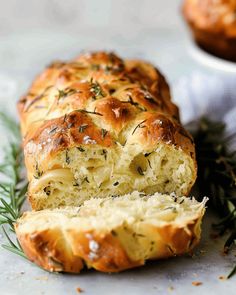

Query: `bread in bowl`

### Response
(183, 0, 236, 61)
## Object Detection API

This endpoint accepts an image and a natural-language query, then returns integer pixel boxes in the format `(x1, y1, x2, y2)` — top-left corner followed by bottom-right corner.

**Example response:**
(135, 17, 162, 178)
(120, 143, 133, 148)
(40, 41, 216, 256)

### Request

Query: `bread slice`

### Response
(15, 191, 207, 273)
(18, 52, 196, 210)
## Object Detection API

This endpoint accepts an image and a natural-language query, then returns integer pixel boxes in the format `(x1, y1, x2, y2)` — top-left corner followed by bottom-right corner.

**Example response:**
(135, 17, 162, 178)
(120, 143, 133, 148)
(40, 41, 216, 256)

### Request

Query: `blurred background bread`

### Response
(18, 52, 197, 210)
(183, 0, 236, 62)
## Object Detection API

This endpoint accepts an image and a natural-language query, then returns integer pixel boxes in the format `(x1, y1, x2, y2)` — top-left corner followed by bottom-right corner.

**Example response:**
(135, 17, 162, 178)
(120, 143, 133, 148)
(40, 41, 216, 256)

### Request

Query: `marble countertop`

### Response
(0, 1, 236, 294)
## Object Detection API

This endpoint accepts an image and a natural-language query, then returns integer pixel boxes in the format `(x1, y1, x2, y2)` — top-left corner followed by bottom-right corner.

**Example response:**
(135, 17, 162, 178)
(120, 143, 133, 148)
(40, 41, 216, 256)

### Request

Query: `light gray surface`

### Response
(0, 1, 236, 294)
(0, 212, 235, 295)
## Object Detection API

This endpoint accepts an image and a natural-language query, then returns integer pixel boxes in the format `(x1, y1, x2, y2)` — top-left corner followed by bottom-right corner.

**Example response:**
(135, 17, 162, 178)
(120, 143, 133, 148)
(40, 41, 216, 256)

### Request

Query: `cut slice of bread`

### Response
(15, 191, 207, 273)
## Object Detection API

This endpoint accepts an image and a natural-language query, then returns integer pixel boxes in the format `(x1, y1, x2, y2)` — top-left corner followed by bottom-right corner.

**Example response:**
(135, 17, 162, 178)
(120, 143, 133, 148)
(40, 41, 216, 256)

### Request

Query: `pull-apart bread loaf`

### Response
(15, 192, 207, 273)
(16, 52, 206, 273)
(18, 51, 196, 210)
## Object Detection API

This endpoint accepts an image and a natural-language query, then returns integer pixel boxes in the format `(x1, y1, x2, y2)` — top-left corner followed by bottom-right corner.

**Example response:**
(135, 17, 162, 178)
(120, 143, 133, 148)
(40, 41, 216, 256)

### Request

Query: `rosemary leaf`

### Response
(0, 111, 28, 260)
(90, 79, 105, 99)
(191, 117, 236, 278)
(78, 124, 88, 133)
(101, 128, 108, 139)
(227, 264, 236, 279)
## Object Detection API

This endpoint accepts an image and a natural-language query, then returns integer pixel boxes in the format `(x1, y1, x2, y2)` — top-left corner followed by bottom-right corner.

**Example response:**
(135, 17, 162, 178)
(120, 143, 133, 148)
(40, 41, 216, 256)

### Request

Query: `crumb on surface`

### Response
(219, 275, 226, 280)
(168, 286, 174, 291)
(76, 287, 83, 293)
(192, 281, 202, 286)
(35, 276, 48, 281)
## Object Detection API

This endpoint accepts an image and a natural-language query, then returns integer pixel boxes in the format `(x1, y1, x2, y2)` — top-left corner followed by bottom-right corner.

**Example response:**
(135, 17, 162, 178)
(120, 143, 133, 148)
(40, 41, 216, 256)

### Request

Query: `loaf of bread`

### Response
(183, 0, 236, 61)
(18, 52, 196, 210)
(15, 191, 207, 273)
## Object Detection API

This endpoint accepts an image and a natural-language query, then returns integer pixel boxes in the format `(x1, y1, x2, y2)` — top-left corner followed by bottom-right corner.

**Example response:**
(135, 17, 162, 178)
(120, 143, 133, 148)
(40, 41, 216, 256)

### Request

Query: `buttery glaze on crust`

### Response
(17, 227, 198, 273)
(24, 111, 195, 181)
(18, 52, 179, 136)
(183, 0, 236, 61)
(18, 52, 196, 209)
(15, 193, 206, 273)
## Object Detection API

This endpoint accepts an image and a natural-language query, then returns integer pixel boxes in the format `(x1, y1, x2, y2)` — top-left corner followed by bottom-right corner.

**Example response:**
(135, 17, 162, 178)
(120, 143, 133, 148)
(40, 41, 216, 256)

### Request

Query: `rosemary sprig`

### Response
(0, 111, 28, 259)
(2, 226, 26, 259)
(190, 117, 236, 278)
(90, 79, 105, 99)
(57, 88, 77, 102)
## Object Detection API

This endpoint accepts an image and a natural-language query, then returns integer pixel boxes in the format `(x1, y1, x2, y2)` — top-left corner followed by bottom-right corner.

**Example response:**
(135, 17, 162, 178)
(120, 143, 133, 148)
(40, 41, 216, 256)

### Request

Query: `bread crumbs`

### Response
(35, 276, 48, 281)
(192, 281, 202, 286)
(76, 287, 83, 293)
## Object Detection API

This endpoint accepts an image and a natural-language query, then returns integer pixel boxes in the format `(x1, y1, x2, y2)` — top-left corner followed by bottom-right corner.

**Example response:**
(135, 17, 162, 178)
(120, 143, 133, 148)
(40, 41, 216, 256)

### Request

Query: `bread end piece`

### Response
(15, 192, 207, 273)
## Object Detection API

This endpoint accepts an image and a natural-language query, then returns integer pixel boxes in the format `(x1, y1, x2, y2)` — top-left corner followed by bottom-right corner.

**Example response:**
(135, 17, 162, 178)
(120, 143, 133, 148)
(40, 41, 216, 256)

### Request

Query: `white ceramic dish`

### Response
(188, 41, 236, 74)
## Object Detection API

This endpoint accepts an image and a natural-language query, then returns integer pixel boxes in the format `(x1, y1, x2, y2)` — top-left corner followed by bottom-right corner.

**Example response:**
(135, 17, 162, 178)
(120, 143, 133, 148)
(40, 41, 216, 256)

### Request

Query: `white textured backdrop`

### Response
(0, 0, 183, 33)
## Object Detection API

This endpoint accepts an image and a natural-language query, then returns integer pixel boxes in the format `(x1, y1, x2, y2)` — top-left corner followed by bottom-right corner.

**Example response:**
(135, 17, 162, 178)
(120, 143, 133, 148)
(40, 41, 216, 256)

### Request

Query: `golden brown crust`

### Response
(24, 110, 114, 179)
(18, 52, 196, 190)
(15, 207, 204, 274)
(183, 0, 236, 61)
(15, 52, 201, 273)
(17, 227, 84, 273)
(67, 231, 142, 272)
(18, 52, 179, 135)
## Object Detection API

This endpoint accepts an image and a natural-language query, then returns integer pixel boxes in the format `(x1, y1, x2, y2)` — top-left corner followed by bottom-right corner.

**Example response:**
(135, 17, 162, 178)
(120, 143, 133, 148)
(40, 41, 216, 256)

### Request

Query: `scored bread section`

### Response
(18, 52, 197, 210)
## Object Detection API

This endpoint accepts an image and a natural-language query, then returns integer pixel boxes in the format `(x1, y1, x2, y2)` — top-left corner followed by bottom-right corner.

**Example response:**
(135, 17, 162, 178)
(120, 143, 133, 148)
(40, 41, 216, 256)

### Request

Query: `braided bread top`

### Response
(17, 52, 195, 202)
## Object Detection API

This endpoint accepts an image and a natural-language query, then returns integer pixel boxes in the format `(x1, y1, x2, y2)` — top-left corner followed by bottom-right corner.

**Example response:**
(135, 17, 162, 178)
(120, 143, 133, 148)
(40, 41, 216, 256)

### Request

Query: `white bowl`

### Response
(188, 41, 236, 74)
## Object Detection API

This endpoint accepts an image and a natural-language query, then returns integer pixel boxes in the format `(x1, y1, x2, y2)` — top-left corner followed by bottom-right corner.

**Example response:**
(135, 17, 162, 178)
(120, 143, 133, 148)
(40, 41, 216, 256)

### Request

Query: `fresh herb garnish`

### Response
(48, 126, 58, 135)
(77, 146, 85, 152)
(83, 177, 90, 184)
(90, 79, 105, 99)
(122, 95, 146, 111)
(0, 112, 28, 259)
(191, 117, 236, 278)
(144, 93, 158, 105)
(101, 129, 108, 139)
(137, 166, 144, 176)
(65, 149, 70, 164)
(91, 64, 100, 71)
(34, 161, 43, 179)
(132, 120, 147, 135)
(76, 109, 103, 116)
(147, 159, 152, 169)
(63, 113, 68, 123)
(25, 85, 53, 111)
(111, 230, 117, 236)
(43, 186, 51, 196)
(79, 124, 88, 133)
(57, 88, 77, 102)
(101, 149, 107, 160)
